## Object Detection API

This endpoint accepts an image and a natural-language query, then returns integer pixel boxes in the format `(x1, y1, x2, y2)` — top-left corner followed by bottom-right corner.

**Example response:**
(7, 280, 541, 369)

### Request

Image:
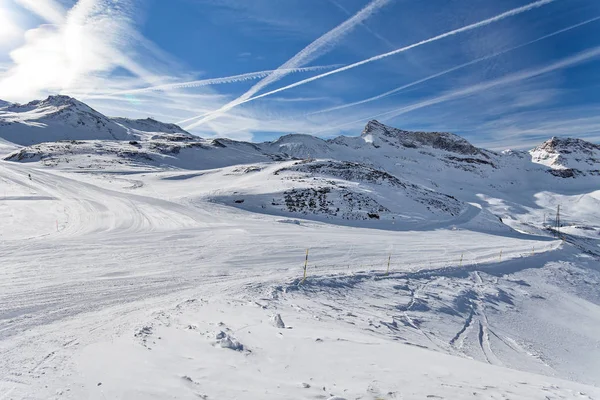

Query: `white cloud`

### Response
(0, 0, 24, 48)
(14, 0, 65, 24)
(0, 0, 355, 142)
(0, 0, 170, 102)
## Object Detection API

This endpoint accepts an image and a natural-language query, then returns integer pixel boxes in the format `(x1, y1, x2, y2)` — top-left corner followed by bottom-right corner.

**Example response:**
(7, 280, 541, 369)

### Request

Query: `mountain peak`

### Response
(531, 136, 600, 172)
(0, 95, 131, 145)
(43, 94, 79, 105)
(537, 137, 600, 153)
(361, 120, 404, 138)
(361, 120, 481, 155)
(25, 95, 91, 111)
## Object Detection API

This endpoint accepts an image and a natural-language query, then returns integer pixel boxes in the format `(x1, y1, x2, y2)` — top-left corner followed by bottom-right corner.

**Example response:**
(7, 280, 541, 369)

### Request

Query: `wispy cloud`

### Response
(183, 0, 558, 124)
(94, 65, 341, 97)
(307, 46, 600, 136)
(0, 0, 24, 48)
(309, 14, 600, 116)
(181, 0, 392, 128)
(476, 110, 600, 150)
(1, 0, 597, 147)
(14, 0, 65, 24)
(327, 0, 396, 49)
(0, 0, 170, 102)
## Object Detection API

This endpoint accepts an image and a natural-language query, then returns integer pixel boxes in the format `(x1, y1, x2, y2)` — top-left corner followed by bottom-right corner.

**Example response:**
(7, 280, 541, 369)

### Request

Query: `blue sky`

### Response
(1, 0, 600, 148)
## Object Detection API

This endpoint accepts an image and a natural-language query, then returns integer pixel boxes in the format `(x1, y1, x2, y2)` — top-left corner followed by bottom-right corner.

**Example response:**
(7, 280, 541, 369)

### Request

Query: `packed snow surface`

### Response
(1, 96, 600, 399)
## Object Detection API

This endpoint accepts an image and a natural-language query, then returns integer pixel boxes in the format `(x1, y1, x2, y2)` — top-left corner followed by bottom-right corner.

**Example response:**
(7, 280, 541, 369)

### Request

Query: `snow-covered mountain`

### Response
(2, 95, 597, 180)
(112, 117, 197, 143)
(3, 96, 600, 399)
(530, 137, 600, 176)
(0, 95, 135, 145)
(358, 119, 483, 155)
(1, 95, 599, 232)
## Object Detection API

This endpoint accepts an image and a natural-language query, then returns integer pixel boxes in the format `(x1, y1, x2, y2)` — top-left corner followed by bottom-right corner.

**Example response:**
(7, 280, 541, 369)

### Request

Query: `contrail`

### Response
(180, 0, 392, 127)
(327, 0, 396, 49)
(309, 46, 600, 135)
(183, 0, 557, 130)
(310, 14, 600, 116)
(100, 65, 342, 97)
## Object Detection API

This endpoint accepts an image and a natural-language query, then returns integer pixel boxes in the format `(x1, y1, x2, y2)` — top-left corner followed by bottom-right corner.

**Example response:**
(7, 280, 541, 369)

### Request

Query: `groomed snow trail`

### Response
(1, 161, 596, 399)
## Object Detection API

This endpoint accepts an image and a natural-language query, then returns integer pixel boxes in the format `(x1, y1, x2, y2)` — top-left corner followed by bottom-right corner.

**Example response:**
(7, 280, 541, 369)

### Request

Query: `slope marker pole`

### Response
(301, 249, 309, 284)
(386, 254, 391, 275)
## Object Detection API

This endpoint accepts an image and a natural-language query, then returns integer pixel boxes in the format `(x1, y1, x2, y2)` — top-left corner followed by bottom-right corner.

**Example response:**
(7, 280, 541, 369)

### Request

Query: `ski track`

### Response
(1, 160, 600, 398)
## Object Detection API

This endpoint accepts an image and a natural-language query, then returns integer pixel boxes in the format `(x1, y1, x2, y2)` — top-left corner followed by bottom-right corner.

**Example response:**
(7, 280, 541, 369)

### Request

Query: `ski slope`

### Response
(2, 100, 600, 398)
(2, 158, 600, 399)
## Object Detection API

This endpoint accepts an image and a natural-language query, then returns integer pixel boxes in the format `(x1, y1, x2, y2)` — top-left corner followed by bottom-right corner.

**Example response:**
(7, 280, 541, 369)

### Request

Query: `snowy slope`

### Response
(1, 160, 600, 399)
(203, 159, 486, 230)
(2, 96, 600, 399)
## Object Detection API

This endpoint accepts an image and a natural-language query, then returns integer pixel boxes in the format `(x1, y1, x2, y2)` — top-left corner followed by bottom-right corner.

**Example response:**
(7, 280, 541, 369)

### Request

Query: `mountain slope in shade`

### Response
(112, 117, 194, 140)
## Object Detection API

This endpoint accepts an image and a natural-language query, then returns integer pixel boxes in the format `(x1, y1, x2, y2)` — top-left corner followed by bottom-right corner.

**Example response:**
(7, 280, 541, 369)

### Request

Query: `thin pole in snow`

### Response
(301, 249, 309, 284)
(386, 254, 391, 275)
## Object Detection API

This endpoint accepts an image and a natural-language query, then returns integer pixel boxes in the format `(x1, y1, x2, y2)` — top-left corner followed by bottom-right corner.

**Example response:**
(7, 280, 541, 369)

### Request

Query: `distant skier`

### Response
(28, 173, 32, 181)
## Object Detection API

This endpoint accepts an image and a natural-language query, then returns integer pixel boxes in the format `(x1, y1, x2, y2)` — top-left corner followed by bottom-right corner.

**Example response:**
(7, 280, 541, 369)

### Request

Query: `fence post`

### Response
(459, 252, 463, 267)
(386, 254, 391, 275)
(301, 249, 309, 283)
(499, 249, 502, 262)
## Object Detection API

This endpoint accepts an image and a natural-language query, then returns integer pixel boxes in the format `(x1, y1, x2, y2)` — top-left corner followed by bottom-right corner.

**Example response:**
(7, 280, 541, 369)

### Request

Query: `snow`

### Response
(530, 137, 600, 174)
(1, 98, 600, 399)
(0, 96, 133, 145)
